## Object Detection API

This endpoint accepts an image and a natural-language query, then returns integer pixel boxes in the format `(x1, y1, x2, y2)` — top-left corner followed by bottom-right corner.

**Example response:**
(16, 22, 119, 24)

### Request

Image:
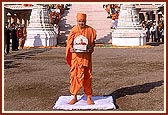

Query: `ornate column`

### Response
(16, 17, 20, 24)
(153, 10, 158, 22)
(24, 4, 56, 47)
(21, 18, 25, 25)
(11, 16, 14, 24)
(6, 12, 11, 25)
(13, 14, 17, 23)
(143, 12, 148, 21)
(112, 4, 146, 46)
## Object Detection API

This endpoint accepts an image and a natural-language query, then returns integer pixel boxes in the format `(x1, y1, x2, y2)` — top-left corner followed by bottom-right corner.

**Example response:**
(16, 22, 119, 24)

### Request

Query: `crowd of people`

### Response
(48, 4, 71, 44)
(4, 22, 27, 55)
(104, 4, 164, 43)
(140, 19, 164, 43)
(103, 4, 120, 29)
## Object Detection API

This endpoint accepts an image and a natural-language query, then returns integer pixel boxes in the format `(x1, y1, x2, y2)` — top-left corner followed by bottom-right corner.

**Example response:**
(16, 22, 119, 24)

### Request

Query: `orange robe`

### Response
(49, 11, 61, 25)
(66, 25, 96, 96)
(105, 4, 111, 14)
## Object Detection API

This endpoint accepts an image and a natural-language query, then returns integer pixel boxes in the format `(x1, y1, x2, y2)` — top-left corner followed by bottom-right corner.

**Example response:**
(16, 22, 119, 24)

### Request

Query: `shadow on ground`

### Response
(4, 48, 51, 69)
(104, 80, 164, 109)
(146, 42, 164, 46)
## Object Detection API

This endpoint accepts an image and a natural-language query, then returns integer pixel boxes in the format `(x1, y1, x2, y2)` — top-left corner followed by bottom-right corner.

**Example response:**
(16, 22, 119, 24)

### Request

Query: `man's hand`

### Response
(70, 47, 75, 53)
(88, 42, 95, 53)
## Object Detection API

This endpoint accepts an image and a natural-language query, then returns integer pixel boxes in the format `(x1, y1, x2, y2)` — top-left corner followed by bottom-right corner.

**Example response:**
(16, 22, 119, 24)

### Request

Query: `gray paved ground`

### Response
(3, 43, 165, 112)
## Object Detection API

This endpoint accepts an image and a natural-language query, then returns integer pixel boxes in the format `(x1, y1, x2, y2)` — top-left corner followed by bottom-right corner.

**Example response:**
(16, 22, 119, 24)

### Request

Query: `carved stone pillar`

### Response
(143, 12, 148, 21)
(6, 12, 11, 25)
(11, 17, 14, 24)
(21, 18, 25, 25)
(13, 14, 17, 23)
(154, 10, 158, 22)
(16, 17, 20, 24)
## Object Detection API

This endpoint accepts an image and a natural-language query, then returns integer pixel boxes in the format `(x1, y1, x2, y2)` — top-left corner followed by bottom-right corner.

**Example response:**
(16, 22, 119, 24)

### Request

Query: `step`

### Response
(59, 4, 112, 44)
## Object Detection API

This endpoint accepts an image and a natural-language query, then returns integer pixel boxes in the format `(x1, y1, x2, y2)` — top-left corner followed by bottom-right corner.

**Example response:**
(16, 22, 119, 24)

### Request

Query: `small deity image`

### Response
(73, 35, 88, 52)
(75, 38, 87, 45)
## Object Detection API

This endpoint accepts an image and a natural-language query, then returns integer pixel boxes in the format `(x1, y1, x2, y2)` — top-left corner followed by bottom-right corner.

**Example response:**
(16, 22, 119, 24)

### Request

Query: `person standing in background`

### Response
(11, 22, 18, 51)
(4, 22, 11, 54)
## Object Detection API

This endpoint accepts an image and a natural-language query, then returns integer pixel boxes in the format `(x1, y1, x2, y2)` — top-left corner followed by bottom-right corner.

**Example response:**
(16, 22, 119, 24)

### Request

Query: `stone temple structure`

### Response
(24, 4, 56, 47)
(112, 4, 147, 46)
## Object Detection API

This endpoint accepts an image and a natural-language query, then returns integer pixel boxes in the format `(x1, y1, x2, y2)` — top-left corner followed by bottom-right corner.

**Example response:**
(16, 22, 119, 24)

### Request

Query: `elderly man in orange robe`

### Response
(66, 13, 96, 105)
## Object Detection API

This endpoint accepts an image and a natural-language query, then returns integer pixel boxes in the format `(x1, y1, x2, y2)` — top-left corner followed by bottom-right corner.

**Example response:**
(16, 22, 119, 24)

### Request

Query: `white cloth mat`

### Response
(53, 95, 116, 110)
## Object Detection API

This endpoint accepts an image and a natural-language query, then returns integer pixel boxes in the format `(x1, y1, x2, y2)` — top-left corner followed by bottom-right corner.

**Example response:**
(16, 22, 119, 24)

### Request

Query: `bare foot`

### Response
(87, 98, 95, 105)
(68, 98, 78, 105)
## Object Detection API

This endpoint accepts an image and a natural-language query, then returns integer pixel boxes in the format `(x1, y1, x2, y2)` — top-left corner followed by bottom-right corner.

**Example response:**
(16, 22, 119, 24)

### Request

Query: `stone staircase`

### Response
(58, 4, 113, 45)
